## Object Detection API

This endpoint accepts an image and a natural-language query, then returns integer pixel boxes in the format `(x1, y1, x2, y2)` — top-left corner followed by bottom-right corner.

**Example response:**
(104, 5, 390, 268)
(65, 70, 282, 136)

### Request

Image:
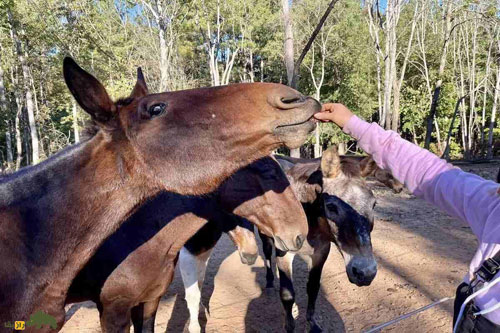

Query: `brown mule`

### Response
(66, 156, 307, 332)
(0, 58, 318, 331)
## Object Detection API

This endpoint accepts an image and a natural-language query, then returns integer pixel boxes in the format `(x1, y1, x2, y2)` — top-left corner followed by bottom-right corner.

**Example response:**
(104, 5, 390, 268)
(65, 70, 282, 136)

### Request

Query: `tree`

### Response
(8, 9, 39, 164)
(281, 0, 338, 157)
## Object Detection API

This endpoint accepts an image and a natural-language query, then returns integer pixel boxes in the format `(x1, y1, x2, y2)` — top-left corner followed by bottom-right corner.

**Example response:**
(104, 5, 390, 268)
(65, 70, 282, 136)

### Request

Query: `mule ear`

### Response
(321, 146, 341, 179)
(359, 156, 377, 177)
(130, 67, 148, 98)
(63, 57, 114, 124)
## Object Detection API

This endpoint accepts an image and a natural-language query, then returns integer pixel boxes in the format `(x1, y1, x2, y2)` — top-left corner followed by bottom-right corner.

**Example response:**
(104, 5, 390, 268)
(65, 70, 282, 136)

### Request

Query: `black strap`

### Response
(476, 249, 500, 282)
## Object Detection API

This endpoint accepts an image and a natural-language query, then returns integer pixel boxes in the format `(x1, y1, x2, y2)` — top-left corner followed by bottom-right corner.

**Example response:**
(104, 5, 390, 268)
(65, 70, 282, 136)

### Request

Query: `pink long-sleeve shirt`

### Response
(344, 115, 500, 324)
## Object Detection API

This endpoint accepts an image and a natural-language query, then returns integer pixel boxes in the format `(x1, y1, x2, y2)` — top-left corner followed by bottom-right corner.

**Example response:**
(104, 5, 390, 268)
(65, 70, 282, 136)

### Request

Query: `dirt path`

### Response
(61, 162, 498, 333)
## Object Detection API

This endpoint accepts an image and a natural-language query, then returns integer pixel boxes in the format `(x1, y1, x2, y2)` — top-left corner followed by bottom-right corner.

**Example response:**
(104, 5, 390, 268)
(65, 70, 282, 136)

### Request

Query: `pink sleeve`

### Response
(343, 115, 500, 241)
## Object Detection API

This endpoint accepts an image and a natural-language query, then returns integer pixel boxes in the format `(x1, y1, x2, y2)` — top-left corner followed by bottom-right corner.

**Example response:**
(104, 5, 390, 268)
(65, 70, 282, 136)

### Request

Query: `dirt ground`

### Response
(61, 161, 499, 333)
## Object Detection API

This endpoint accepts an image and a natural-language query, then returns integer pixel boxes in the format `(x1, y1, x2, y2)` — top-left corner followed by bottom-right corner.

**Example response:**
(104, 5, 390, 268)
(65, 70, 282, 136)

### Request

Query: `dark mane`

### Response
(116, 97, 134, 106)
(287, 160, 321, 184)
(339, 157, 362, 178)
(284, 156, 362, 184)
(81, 120, 101, 141)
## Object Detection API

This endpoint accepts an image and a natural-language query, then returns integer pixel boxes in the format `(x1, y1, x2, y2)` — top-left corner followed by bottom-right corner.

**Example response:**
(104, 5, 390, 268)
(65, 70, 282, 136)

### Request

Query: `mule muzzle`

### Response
(347, 258, 377, 287)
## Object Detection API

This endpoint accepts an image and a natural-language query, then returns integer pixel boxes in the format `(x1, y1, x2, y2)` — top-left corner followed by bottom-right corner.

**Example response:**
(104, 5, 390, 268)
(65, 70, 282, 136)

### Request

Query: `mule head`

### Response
(63, 58, 320, 195)
(359, 156, 404, 193)
(218, 157, 308, 252)
(224, 216, 258, 265)
(320, 147, 377, 286)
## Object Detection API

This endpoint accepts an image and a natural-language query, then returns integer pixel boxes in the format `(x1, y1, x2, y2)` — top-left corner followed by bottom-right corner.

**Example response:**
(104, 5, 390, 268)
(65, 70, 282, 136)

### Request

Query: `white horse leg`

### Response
(196, 248, 212, 317)
(180, 247, 204, 333)
(197, 249, 212, 288)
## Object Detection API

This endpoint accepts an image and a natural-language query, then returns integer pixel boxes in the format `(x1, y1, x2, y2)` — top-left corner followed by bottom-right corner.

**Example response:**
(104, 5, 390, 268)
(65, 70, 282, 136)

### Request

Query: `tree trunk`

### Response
(282, 0, 295, 86)
(8, 9, 39, 164)
(158, 23, 169, 92)
(5, 122, 13, 167)
(260, 58, 264, 82)
(338, 142, 346, 155)
(382, 0, 395, 129)
(282, 0, 337, 157)
(0, 51, 12, 167)
(72, 99, 80, 143)
(22, 52, 39, 164)
(424, 1, 452, 149)
(392, 0, 418, 132)
(391, 78, 400, 131)
(15, 102, 22, 170)
(281, 0, 299, 157)
(487, 64, 500, 159)
(443, 95, 467, 160)
(366, 0, 384, 123)
(290, 0, 338, 88)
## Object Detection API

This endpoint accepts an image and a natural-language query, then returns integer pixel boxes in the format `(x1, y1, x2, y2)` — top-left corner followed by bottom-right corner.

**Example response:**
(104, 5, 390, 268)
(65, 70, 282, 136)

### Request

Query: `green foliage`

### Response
(0, 0, 498, 168)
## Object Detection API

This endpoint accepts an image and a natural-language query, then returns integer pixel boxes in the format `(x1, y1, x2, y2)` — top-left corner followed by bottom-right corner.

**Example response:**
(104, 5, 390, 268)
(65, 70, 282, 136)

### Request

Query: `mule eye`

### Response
(372, 201, 377, 209)
(326, 202, 338, 215)
(148, 103, 166, 117)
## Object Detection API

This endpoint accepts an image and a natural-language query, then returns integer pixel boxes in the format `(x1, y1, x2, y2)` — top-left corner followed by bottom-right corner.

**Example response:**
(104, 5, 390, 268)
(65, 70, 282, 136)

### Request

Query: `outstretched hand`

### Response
(314, 103, 354, 129)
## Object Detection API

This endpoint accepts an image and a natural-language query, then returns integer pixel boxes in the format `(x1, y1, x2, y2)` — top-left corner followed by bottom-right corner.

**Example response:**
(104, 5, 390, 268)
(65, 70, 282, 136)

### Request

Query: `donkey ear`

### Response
(63, 57, 114, 124)
(321, 146, 341, 179)
(130, 67, 148, 99)
(359, 156, 377, 177)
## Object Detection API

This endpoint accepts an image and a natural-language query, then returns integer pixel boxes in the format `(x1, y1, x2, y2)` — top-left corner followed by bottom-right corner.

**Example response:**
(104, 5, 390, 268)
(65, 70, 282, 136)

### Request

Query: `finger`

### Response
(321, 103, 335, 112)
(313, 112, 333, 121)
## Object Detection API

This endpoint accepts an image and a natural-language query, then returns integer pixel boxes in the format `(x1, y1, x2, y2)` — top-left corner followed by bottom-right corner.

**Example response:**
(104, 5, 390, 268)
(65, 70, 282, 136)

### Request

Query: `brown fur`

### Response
(0, 58, 318, 331)
(66, 157, 306, 332)
(345, 155, 404, 193)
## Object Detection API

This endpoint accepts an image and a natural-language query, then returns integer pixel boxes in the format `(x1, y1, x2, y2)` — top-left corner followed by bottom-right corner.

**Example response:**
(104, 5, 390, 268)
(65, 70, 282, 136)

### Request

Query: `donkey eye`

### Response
(372, 201, 377, 209)
(148, 103, 166, 117)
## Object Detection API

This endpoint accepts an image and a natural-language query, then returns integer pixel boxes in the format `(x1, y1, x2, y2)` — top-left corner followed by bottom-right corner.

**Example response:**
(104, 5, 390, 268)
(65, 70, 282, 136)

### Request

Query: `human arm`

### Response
(315, 104, 500, 240)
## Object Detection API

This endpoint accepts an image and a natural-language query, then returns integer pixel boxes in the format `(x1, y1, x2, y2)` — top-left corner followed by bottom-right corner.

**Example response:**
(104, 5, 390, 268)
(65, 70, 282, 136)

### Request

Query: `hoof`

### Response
(292, 303, 299, 319)
(201, 303, 210, 317)
(284, 320, 295, 333)
(285, 321, 295, 333)
(308, 318, 323, 333)
(188, 322, 201, 333)
(309, 323, 323, 333)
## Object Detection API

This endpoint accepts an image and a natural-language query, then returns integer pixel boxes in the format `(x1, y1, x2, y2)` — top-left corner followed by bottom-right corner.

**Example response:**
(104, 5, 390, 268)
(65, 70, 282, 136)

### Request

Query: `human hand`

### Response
(314, 103, 354, 129)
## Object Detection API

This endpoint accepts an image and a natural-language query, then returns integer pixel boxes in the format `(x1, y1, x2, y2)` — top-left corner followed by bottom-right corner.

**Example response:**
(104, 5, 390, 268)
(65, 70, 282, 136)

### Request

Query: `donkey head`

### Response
(359, 156, 404, 193)
(320, 147, 377, 286)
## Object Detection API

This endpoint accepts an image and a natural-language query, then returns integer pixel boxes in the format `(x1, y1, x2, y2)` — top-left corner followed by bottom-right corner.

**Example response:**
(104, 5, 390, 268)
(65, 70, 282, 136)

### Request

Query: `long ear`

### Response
(321, 146, 341, 179)
(63, 57, 114, 124)
(130, 67, 148, 98)
(359, 156, 377, 177)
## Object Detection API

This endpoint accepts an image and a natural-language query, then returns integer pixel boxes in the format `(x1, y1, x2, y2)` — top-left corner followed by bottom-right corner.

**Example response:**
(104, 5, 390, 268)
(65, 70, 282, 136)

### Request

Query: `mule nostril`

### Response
(352, 266, 362, 279)
(295, 234, 305, 249)
(241, 252, 257, 265)
(281, 96, 303, 104)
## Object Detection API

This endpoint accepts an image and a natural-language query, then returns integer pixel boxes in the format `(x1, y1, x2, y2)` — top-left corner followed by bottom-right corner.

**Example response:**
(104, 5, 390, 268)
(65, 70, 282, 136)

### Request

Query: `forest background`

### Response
(0, 0, 499, 169)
